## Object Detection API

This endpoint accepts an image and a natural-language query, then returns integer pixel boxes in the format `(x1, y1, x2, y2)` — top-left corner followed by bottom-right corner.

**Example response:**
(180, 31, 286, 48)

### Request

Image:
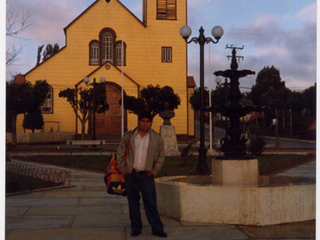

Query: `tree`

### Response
(36, 45, 44, 66)
(189, 87, 209, 111)
(59, 83, 109, 139)
(36, 43, 60, 65)
(6, 0, 32, 65)
(23, 112, 44, 132)
(302, 83, 316, 119)
(251, 66, 291, 147)
(189, 81, 230, 111)
(190, 82, 230, 148)
(6, 79, 50, 145)
(251, 66, 286, 105)
(123, 85, 180, 117)
(288, 91, 305, 137)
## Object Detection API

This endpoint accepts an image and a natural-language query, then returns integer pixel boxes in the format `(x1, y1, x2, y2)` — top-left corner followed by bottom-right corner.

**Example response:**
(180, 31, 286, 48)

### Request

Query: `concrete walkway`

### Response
(276, 160, 316, 179)
(5, 159, 316, 240)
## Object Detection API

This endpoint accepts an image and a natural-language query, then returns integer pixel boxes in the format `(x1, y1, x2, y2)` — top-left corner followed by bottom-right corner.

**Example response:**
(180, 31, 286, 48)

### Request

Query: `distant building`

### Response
(297, 118, 316, 140)
(15, 0, 195, 139)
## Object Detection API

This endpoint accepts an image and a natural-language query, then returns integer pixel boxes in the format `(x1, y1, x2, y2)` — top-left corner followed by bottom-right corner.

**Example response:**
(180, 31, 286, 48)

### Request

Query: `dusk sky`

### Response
(5, 0, 316, 92)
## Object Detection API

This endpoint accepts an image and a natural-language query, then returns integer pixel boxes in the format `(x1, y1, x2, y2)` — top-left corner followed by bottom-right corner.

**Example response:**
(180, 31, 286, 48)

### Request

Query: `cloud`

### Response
(7, 0, 316, 91)
(222, 11, 316, 91)
(6, 0, 91, 79)
(8, 0, 87, 45)
(295, 2, 316, 23)
(187, 0, 225, 8)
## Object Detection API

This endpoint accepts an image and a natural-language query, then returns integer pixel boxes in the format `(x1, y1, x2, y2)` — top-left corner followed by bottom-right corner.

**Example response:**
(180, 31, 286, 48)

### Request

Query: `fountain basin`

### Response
(155, 174, 315, 226)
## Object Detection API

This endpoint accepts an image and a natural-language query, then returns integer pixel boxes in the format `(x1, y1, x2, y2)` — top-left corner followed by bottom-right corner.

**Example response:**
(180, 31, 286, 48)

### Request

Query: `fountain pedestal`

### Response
(212, 159, 258, 185)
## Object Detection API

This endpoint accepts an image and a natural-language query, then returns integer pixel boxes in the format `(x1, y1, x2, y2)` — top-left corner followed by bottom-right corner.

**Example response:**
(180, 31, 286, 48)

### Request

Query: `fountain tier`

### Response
(155, 159, 315, 226)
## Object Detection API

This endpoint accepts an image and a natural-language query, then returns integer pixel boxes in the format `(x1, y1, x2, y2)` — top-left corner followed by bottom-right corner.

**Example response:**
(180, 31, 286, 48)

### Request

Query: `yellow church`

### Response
(15, 0, 195, 140)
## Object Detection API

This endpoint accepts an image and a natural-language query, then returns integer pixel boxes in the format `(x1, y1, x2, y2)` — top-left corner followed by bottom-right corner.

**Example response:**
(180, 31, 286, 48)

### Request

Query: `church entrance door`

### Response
(90, 83, 126, 135)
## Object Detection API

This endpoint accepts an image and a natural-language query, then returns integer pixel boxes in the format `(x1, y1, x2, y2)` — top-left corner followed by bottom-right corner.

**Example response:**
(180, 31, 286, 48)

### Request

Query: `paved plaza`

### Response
(5, 156, 316, 240)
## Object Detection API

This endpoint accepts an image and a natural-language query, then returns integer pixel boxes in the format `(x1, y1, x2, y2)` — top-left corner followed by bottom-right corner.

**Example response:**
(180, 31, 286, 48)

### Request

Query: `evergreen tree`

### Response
(6, 79, 50, 145)
(23, 112, 44, 132)
(36, 43, 60, 65)
(251, 66, 291, 146)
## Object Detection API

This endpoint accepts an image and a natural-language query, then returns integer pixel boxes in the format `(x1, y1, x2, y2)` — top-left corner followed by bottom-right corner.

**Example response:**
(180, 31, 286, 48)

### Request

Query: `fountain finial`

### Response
(230, 48, 238, 70)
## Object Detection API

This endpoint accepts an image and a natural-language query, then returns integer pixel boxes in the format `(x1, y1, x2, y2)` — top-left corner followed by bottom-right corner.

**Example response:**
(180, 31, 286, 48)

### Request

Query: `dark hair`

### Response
(138, 111, 153, 121)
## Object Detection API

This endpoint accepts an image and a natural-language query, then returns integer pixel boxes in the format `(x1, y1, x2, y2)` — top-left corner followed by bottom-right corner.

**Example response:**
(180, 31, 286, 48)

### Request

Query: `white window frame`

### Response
(41, 86, 53, 114)
(102, 32, 113, 63)
(90, 42, 99, 65)
(116, 41, 126, 66)
(161, 47, 172, 63)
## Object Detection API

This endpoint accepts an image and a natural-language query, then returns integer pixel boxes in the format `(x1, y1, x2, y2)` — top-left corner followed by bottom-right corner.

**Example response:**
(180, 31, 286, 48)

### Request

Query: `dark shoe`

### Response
(153, 231, 167, 238)
(131, 231, 141, 237)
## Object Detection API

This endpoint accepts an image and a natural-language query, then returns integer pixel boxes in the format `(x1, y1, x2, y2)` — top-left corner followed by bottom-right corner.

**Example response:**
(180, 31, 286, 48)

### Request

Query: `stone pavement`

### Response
(276, 160, 316, 179)
(5, 158, 316, 240)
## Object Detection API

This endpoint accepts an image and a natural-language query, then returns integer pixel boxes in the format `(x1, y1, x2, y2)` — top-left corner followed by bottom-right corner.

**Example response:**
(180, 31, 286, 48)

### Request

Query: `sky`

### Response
(5, 0, 317, 92)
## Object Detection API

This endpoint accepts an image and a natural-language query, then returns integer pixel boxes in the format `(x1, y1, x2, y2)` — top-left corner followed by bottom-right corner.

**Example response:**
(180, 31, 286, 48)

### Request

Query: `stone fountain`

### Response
(155, 48, 315, 226)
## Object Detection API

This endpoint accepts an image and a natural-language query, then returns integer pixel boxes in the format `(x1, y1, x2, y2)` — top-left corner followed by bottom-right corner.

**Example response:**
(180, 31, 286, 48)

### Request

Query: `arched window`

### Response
(116, 41, 126, 66)
(89, 41, 99, 65)
(89, 28, 127, 65)
(41, 85, 53, 114)
(101, 31, 114, 63)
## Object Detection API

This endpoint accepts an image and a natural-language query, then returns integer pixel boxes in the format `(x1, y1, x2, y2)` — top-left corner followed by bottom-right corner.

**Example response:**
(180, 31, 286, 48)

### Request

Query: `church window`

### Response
(89, 28, 126, 66)
(161, 47, 172, 63)
(116, 41, 126, 66)
(90, 41, 99, 65)
(102, 31, 114, 63)
(41, 85, 53, 114)
(157, 0, 176, 20)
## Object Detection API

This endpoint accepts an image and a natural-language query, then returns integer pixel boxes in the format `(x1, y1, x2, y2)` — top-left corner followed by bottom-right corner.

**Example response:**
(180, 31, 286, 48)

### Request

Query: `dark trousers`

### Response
(125, 170, 164, 234)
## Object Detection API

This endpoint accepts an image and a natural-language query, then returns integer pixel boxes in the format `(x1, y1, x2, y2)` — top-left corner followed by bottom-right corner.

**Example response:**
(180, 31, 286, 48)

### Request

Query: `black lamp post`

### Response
(180, 25, 224, 174)
(83, 76, 106, 140)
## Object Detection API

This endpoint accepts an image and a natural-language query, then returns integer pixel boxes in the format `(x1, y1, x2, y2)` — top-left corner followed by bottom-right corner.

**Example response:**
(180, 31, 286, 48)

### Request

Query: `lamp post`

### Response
(180, 25, 223, 174)
(83, 76, 106, 140)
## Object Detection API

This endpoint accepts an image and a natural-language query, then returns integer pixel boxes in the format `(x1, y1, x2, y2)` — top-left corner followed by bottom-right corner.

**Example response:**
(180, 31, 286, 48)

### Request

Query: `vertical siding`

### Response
(17, 0, 190, 136)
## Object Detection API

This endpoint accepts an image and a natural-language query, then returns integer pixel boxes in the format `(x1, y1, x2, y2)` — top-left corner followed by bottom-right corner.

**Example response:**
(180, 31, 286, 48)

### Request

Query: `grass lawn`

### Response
(7, 153, 314, 193)
(257, 154, 315, 175)
(6, 172, 62, 194)
(12, 153, 315, 177)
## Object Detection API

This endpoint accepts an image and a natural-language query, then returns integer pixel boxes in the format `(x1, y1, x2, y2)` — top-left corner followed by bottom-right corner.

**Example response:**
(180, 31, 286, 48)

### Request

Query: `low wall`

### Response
(155, 176, 315, 226)
(6, 132, 76, 144)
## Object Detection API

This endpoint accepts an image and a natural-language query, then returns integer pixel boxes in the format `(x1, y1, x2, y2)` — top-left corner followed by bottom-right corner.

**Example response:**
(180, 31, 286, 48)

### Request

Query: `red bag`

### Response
(104, 152, 126, 196)
(104, 135, 130, 196)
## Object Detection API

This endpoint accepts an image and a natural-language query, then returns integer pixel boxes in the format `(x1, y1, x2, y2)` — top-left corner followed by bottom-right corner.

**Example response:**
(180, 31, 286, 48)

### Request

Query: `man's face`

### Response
(138, 118, 152, 132)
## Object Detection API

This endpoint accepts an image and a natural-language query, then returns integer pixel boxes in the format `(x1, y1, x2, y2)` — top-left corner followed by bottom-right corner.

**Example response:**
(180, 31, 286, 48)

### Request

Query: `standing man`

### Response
(117, 111, 167, 238)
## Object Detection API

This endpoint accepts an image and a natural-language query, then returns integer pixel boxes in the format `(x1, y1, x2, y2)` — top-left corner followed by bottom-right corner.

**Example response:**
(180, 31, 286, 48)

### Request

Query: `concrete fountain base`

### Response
(155, 159, 315, 226)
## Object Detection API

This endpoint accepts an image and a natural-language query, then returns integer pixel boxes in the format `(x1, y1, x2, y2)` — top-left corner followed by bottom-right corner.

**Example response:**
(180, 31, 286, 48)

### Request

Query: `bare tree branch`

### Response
(6, 0, 32, 65)
(6, 44, 22, 66)
(6, 2, 32, 38)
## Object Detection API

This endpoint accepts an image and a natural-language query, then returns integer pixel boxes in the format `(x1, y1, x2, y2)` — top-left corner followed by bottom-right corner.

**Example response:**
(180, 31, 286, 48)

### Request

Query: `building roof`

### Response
(187, 76, 196, 88)
(63, 0, 145, 35)
(298, 118, 316, 133)
(14, 74, 25, 85)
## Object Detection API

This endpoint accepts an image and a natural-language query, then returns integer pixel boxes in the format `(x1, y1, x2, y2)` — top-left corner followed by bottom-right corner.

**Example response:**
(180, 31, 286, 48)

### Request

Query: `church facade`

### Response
(15, 0, 195, 139)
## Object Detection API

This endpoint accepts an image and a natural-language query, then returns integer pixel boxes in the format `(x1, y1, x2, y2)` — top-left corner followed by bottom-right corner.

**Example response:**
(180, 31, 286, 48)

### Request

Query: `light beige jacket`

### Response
(117, 127, 165, 177)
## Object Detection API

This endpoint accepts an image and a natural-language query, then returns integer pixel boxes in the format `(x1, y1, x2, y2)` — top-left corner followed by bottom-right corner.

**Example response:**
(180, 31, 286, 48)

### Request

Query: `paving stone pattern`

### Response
(5, 159, 316, 240)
